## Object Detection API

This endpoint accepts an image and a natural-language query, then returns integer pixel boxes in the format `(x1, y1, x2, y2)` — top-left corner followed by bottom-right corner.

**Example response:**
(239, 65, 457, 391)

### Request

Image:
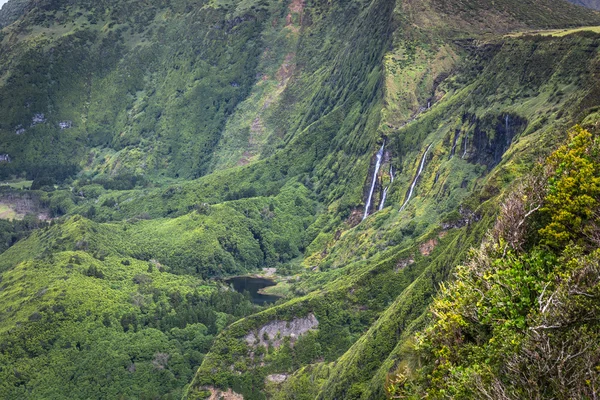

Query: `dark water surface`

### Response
(225, 276, 280, 305)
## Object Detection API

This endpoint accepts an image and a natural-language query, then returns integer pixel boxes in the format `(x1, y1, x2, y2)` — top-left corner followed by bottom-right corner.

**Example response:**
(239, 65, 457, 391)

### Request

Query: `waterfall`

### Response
(400, 144, 432, 212)
(379, 188, 389, 211)
(378, 166, 394, 211)
(505, 114, 510, 134)
(450, 130, 460, 159)
(363, 143, 385, 220)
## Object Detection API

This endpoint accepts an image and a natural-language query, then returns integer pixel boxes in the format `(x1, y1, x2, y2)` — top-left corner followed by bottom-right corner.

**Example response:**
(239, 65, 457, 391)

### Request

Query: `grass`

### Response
(0, 180, 32, 189)
(0, 203, 23, 220)
(185, 31, 600, 399)
(506, 25, 600, 37)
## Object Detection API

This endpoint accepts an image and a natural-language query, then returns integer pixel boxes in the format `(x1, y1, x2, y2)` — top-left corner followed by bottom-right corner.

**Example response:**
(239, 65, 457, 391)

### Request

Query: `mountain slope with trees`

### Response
(0, 0, 599, 399)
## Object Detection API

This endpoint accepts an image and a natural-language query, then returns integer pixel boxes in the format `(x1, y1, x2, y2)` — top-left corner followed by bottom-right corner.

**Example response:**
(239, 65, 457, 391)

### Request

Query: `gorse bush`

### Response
(540, 126, 600, 249)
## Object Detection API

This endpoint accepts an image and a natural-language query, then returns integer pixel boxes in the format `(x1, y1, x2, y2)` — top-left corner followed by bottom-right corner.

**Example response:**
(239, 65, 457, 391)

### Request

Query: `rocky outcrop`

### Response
(460, 112, 527, 170)
(59, 121, 72, 129)
(244, 313, 319, 349)
(266, 374, 288, 383)
(203, 386, 244, 400)
(32, 113, 46, 126)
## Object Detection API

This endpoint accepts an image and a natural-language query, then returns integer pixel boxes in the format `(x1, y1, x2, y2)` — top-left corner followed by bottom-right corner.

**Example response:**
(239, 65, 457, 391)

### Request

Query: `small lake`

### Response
(225, 276, 280, 305)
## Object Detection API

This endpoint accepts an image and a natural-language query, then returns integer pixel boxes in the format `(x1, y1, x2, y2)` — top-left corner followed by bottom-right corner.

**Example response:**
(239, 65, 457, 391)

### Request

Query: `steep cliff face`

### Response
(0, 0, 29, 27)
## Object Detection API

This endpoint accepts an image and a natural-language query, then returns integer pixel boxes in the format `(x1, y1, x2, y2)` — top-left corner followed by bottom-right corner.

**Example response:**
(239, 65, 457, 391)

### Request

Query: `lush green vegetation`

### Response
(0, 248, 258, 399)
(185, 26, 600, 400)
(386, 123, 600, 399)
(1, 0, 600, 398)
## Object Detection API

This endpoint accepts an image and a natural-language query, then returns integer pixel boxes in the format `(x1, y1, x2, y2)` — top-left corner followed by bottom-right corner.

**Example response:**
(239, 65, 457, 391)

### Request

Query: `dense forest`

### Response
(0, 0, 599, 398)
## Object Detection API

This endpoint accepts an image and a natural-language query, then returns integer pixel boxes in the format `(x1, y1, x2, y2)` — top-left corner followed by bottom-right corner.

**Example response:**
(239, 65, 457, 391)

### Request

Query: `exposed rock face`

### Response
(59, 121, 72, 129)
(244, 313, 319, 349)
(460, 112, 527, 170)
(32, 113, 46, 125)
(0, 154, 11, 163)
(266, 374, 288, 383)
(395, 258, 415, 272)
(419, 239, 438, 256)
(203, 386, 244, 400)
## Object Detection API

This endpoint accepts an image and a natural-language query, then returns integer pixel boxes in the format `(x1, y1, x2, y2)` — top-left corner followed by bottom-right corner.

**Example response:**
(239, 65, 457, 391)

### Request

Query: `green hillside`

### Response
(0, 0, 29, 28)
(0, 0, 599, 399)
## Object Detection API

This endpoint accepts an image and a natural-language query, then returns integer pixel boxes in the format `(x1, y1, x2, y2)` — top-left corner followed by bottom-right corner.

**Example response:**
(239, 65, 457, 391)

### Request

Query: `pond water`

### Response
(225, 276, 280, 305)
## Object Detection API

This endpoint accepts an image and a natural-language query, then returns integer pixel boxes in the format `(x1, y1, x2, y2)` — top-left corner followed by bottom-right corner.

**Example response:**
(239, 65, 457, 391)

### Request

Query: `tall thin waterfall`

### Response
(363, 143, 385, 220)
(450, 130, 460, 159)
(379, 166, 394, 211)
(505, 114, 509, 134)
(400, 144, 432, 212)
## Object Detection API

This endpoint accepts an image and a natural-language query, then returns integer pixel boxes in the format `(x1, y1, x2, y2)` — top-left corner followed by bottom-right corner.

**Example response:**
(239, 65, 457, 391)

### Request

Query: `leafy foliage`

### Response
(387, 125, 600, 399)
(0, 249, 258, 399)
(540, 126, 600, 248)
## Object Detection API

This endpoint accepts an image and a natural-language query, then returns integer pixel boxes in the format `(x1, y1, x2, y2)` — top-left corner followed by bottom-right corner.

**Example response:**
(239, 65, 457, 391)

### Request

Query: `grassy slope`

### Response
(313, 35, 600, 400)
(0, 181, 316, 277)
(387, 118, 600, 399)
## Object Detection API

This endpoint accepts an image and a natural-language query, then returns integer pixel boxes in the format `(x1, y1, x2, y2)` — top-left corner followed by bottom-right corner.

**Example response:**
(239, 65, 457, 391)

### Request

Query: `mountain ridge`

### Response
(568, 0, 600, 10)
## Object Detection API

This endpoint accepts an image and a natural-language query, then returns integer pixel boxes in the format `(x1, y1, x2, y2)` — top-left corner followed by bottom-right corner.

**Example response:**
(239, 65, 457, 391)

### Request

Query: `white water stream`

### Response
(363, 143, 385, 220)
(378, 166, 394, 211)
(400, 144, 432, 212)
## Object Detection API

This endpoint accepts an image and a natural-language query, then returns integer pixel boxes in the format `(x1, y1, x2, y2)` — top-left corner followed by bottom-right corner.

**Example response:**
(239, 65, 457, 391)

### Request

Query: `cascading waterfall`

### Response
(505, 114, 510, 134)
(363, 143, 385, 220)
(450, 130, 460, 159)
(400, 144, 432, 212)
(378, 166, 394, 211)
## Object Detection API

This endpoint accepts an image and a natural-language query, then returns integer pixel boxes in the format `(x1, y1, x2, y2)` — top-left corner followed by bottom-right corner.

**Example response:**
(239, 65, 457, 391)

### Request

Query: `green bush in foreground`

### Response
(387, 126, 600, 399)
